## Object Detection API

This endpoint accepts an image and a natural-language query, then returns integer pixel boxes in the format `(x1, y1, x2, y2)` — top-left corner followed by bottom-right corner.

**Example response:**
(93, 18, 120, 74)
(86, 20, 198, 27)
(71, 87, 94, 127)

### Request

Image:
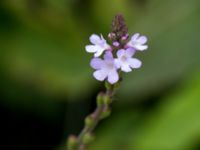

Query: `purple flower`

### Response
(127, 33, 148, 51)
(116, 48, 142, 72)
(90, 52, 120, 84)
(113, 41, 120, 47)
(85, 34, 111, 57)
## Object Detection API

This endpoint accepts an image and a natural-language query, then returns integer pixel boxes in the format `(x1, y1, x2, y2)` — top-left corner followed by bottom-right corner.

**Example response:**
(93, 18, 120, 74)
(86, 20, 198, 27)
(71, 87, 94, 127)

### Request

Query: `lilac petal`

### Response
(85, 45, 97, 53)
(138, 36, 147, 44)
(104, 51, 113, 60)
(90, 58, 103, 69)
(108, 69, 119, 84)
(116, 49, 125, 58)
(93, 70, 107, 81)
(114, 59, 121, 69)
(131, 33, 140, 41)
(134, 44, 148, 51)
(121, 64, 132, 72)
(128, 58, 142, 68)
(94, 48, 104, 57)
(125, 48, 136, 57)
(90, 34, 101, 45)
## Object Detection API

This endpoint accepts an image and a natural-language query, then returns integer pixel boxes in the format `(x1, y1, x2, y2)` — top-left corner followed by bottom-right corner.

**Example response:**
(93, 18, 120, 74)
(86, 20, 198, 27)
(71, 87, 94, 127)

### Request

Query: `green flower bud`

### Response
(85, 116, 94, 127)
(100, 108, 111, 119)
(67, 135, 78, 150)
(82, 133, 94, 144)
(97, 92, 104, 106)
(103, 95, 111, 105)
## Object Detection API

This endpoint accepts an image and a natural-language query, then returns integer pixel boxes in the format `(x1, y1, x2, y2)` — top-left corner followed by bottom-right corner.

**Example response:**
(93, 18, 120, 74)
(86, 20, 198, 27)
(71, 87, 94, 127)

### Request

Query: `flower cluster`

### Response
(85, 16, 148, 84)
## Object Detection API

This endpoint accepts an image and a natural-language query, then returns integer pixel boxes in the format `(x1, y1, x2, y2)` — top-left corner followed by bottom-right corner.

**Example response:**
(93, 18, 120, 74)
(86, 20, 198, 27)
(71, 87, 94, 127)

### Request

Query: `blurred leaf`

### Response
(1, 29, 92, 99)
(88, 110, 139, 150)
(90, 0, 133, 30)
(88, 72, 200, 150)
(119, 0, 200, 101)
(1, 0, 200, 101)
(132, 72, 200, 150)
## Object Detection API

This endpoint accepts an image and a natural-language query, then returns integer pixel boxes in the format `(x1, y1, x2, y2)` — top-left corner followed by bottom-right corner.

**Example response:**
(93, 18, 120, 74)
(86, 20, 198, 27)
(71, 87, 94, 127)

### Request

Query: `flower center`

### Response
(121, 55, 127, 62)
(106, 61, 114, 70)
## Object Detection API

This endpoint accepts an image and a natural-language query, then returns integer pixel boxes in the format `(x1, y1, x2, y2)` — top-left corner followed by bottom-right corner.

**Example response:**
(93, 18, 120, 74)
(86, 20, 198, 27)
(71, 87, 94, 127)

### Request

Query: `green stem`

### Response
(67, 82, 119, 150)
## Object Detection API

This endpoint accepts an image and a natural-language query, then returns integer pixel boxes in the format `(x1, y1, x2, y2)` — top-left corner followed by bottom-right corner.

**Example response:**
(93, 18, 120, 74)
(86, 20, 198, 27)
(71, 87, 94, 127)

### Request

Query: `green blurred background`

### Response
(0, 0, 200, 150)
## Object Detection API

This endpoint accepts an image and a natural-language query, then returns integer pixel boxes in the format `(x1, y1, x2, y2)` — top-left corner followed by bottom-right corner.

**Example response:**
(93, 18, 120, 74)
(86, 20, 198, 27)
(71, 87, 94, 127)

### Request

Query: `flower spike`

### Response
(85, 15, 148, 84)
(68, 14, 149, 150)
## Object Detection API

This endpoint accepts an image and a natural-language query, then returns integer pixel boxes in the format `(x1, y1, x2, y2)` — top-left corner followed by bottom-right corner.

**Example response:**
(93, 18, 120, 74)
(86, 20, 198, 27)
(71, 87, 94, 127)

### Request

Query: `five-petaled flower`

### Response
(127, 33, 148, 51)
(85, 34, 111, 57)
(116, 48, 142, 72)
(86, 32, 148, 84)
(90, 52, 120, 84)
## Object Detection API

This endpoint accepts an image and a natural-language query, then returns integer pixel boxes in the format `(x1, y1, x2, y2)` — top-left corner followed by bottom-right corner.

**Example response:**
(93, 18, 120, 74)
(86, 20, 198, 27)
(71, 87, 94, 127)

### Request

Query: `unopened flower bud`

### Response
(113, 41, 120, 47)
(108, 32, 116, 39)
(97, 92, 104, 106)
(67, 135, 78, 150)
(100, 107, 111, 119)
(121, 34, 129, 40)
(82, 133, 94, 144)
(103, 95, 111, 105)
(85, 116, 94, 127)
